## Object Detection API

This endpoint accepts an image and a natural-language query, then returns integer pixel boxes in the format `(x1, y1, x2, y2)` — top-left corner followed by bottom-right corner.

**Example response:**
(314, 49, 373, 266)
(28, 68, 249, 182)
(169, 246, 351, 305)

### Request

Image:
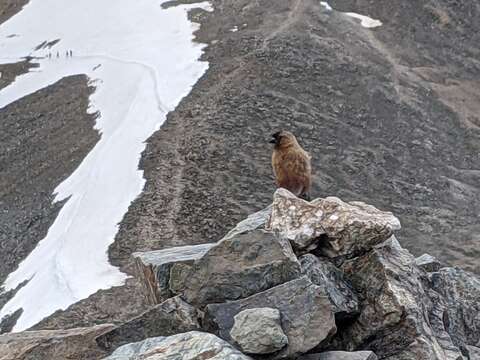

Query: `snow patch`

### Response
(344, 12, 383, 28)
(320, 1, 382, 28)
(0, 0, 210, 331)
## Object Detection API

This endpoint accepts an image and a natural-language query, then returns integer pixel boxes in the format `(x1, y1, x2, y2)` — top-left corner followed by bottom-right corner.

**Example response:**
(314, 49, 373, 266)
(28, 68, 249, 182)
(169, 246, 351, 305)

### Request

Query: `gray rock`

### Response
(464, 345, 480, 360)
(430, 267, 480, 356)
(133, 243, 214, 304)
(267, 189, 327, 253)
(314, 197, 401, 258)
(230, 308, 288, 354)
(172, 229, 300, 307)
(103, 331, 252, 360)
(300, 254, 359, 320)
(205, 276, 336, 359)
(96, 296, 202, 351)
(223, 205, 272, 240)
(267, 189, 401, 258)
(330, 241, 463, 360)
(298, 351, 377, 360)
(0, 324, 113, 360)
(415, 254, 443, 272)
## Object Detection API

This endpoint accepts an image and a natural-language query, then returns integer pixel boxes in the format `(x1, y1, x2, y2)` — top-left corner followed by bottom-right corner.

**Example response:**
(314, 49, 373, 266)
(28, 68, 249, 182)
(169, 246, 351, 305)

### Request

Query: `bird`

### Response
(270, 130, 312, 200)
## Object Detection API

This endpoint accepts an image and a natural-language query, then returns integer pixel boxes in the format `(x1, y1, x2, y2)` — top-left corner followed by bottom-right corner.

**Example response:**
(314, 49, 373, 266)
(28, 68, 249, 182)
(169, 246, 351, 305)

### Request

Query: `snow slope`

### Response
(0, 0, 211, 331)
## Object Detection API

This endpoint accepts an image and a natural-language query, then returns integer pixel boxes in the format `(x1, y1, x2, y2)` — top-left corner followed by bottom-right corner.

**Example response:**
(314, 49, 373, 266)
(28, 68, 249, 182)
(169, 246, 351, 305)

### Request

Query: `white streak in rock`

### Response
(0, 0, 210, 331)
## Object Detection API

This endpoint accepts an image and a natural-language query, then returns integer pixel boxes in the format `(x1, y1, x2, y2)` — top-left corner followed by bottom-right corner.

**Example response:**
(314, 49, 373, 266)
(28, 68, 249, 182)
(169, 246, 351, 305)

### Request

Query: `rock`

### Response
(205, 276, 336, 359)
(103, 331, 252, 360)
(0, 324, 113, 360)
(267, 188, 326, 252)
(298, 351, 377, 360)
(415, 254, 443, 272)
(267, 189, 401, 258)
(96, 296, 202, 351)
(300, 254, 359, 321)
(430, 267, 480, 356)
(171, 229, 301, 307)
(464, 345, 480, 360)
(133, 243, 215, 304)
(223, 205, 272, 240)
(313, 197, 401, 258)
(229, 308, 288, 354)
(330, 240, 463, 360)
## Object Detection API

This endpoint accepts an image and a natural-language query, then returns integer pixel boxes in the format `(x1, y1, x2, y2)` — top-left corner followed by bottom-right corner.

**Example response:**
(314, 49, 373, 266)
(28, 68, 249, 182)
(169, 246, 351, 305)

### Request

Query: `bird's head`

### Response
(269, 130, 298, 148)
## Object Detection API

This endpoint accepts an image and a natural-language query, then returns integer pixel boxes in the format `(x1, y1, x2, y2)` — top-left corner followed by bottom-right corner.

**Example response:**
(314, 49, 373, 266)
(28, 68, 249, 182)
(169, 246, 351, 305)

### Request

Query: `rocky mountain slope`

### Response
(1, 189, 478, 359)
(0, 0, 479, 337)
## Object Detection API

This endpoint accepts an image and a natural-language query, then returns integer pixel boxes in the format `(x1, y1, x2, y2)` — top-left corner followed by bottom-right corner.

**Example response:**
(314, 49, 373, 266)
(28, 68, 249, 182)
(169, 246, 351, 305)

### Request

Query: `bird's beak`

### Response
(269, 138, 276, 144)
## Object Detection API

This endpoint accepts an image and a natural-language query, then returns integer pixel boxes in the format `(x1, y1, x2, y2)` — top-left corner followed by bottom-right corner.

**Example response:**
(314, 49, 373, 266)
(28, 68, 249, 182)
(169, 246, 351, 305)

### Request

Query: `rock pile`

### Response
(1, 188, 479, 360)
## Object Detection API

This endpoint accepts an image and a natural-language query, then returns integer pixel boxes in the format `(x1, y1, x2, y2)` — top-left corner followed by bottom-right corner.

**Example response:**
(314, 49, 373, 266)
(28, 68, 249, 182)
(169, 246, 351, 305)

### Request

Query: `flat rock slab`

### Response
(0, 324, 114, 360)
(103, 331, 252, 360)
(206, 276, 336, 359)
(133, 243, 215, 304)
(267, 189, 401, 258)
(172, 229, 300, 307)
(298, 351, 377, 360)
(96, 296, 202, 351)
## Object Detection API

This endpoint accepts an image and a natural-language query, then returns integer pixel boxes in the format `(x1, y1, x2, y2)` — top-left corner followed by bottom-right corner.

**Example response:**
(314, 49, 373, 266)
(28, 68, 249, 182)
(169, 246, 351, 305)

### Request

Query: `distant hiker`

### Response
(48, 53, 51, 59)
(66, 50, 69, 57)
(69, 50, 73, 57)
(56, 51, 59, 58)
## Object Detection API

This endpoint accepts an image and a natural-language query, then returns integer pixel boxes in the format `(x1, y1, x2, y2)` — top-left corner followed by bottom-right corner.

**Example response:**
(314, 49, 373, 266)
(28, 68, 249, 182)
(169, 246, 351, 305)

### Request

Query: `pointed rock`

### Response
(223, 205, 272, 240)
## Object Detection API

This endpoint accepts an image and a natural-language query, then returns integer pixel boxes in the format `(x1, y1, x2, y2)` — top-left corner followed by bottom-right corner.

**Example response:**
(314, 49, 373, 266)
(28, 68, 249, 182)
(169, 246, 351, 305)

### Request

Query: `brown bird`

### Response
(270, 130, 312, 200)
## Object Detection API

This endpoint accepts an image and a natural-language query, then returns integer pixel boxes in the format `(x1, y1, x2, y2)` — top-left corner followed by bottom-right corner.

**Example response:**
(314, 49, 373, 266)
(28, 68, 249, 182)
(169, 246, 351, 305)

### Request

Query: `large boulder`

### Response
(430, 267, 480, 356)
(229, 307, 288, 354)
(0, 324, 114, 360)
(96, 296, 202, 351)
(298, 351, 377, 360)
(329, 241, 463, 360)
(300, 254, 359, 321)
(205, 276, 336, 359)
(103, 331, 252, 360)
(267, 189, 401, 258)
(133, 243, 215, 304)
(170, 229, 301, 307)
(267, 189, 327, 252)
